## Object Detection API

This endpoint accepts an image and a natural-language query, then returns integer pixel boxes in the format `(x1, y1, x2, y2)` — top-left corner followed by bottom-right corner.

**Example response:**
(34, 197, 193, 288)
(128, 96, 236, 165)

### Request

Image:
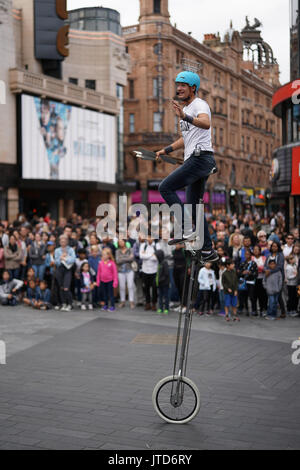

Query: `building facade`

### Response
(271, 0, 300, 229)
(123, 0, 281, 215)
(0, 1, 131, 222)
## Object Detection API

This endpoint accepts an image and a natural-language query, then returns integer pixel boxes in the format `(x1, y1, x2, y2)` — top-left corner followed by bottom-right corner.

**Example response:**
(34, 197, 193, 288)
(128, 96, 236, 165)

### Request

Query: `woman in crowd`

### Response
(4, 234, 22, 280)
(28, 232, 47, 281)
(228, 233, 243, 266)
(115, 239, 135, 309)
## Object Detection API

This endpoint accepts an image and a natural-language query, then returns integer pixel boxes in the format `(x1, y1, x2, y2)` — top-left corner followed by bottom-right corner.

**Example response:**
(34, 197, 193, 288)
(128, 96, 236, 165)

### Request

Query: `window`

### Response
(241, 135, 245, 152)
(129, 114, 135, 133)
(153, 112, 162, 132)
(128, 79, 134, 99)
(69, 77, 78, 85)
(230, 132, 235, 146)
(214, 70, 221, 84)
(246, 136, 250, 153)
(86, 19, 96, 31)
(213, 127, 217, 145)
(154, 0, 161, 13)
(153, 78, 159, 98)
(85, 79, 96, 90)
(254, 139, 257, 154)
(259, 140, 262, 155)
(213, 97, 217, 113)
(153, 43, 163, 55)
(176, 50, 184, 65)
(242, 85, 247, 97)
(219, 128, 224, 146)
(219, 100, 223, 115)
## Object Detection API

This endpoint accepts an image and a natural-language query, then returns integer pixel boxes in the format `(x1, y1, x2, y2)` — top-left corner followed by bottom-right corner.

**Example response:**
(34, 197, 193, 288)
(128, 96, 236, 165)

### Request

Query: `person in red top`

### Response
(96, 248, 118, 311)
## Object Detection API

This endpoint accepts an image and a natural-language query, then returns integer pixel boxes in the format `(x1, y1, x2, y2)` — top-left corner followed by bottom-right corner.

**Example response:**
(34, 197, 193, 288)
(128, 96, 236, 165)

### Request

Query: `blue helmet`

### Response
(175, 71, 200, 93)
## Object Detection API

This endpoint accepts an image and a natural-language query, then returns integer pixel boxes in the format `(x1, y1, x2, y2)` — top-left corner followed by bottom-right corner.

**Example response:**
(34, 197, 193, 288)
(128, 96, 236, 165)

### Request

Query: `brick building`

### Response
(123, 0, 282, 215)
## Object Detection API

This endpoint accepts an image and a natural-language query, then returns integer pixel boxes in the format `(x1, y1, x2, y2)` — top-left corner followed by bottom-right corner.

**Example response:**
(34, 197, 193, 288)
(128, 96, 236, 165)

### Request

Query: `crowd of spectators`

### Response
(0, 210, 299, 320)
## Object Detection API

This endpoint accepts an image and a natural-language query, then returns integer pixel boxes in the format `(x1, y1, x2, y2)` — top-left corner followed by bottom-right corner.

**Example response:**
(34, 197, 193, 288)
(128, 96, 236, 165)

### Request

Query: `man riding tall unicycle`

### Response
(156, 70, 218, 263)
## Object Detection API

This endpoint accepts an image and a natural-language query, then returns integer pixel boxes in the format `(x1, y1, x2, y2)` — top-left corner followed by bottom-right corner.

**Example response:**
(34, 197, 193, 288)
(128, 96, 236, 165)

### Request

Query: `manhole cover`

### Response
(131, 334, 181, 345)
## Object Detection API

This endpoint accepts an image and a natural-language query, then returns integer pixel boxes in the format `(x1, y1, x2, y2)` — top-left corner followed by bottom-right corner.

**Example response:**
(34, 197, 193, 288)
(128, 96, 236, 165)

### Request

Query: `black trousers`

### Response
(173, 268, 186, 303)
(253, 278, 268, 312)
(55, 265, 73, 306)
(287, 285, 298, 312)
(142, 272, 157, 305)
(195, 288, 213, 312)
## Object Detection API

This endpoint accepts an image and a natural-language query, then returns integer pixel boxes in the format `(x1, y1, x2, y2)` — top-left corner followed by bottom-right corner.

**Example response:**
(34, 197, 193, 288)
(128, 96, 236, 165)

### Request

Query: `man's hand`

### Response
(156, 149, 165, 162)
(172, 100, 185, 119)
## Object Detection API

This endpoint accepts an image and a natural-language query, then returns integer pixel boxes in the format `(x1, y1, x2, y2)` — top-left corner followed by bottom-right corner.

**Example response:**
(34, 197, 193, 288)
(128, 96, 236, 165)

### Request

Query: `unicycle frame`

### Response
(171, 200, 205, 403)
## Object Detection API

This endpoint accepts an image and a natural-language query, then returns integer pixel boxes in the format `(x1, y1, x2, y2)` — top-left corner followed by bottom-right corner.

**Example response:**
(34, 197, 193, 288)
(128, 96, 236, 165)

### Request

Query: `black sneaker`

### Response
(201, 250, 219, 263)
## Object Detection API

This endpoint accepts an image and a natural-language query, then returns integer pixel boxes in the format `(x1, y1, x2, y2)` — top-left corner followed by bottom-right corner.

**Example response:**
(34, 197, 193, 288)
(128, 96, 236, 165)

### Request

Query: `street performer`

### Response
(156, 70, 218, 262)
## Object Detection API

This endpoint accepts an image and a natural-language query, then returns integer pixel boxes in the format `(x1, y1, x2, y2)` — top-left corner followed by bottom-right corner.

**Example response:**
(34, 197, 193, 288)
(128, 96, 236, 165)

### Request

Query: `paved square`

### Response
(0, 305, 299, 450)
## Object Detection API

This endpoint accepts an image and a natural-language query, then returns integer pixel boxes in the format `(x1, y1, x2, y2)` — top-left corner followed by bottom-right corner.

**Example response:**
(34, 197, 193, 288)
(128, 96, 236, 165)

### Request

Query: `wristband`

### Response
(164, 146, 173, 155)
(183, 114, 194, 124)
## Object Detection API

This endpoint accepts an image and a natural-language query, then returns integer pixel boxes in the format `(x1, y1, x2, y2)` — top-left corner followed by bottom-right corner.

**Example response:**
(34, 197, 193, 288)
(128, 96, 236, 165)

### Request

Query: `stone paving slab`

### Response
(0, 304, 299, 450)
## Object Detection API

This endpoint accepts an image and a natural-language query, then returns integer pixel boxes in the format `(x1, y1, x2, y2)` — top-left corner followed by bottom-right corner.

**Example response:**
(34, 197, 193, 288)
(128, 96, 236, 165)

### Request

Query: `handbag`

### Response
(131, 260, 139, 272)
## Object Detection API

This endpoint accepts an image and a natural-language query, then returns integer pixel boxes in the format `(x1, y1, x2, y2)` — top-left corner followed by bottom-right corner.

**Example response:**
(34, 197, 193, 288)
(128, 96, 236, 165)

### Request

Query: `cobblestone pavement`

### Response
(0, 305, 299, 450)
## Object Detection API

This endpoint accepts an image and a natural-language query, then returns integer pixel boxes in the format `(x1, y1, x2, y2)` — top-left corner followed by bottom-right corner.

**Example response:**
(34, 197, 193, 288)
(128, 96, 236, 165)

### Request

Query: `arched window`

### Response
(154, 0, 161, 13)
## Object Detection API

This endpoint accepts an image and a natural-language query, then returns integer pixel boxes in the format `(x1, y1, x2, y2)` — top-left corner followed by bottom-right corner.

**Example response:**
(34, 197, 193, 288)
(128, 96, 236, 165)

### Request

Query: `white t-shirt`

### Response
(180, 98, 213, 160)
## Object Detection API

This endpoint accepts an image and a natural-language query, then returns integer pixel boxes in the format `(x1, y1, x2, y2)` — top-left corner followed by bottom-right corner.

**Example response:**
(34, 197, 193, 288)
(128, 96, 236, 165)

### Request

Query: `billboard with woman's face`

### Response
(21, 94, 116, 183)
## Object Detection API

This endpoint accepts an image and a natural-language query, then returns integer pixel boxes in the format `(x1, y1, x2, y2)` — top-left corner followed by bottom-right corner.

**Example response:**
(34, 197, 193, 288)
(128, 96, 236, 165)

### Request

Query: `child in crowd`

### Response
(80, 262, 94, 310)
(23, 279, 39, 307)
(88, 246, 101, 306)
(74, 249, 88, 303)
(36, 280, 52, 310)
(263, 259, 283, 320)
(284, 255, 298, 317)
(155, 250, 170, 315)
(0, 270, 23, 306)
(222, 259, 239, 322)
(217, 259, 227, 316)
(195, 262, 216, 316)
(96, 248, 118, 311)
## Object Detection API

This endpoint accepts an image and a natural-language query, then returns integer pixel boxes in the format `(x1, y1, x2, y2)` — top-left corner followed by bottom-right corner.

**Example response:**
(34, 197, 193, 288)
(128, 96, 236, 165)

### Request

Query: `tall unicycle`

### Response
(152, 201, 205, 424)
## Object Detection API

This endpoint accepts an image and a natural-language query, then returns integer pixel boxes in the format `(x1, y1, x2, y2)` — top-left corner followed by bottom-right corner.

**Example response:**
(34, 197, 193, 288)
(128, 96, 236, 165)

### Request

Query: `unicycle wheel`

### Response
(152, 375, 200, 424)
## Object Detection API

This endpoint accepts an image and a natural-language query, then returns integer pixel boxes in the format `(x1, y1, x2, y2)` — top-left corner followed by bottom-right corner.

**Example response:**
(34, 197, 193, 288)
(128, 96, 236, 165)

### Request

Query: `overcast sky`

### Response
(67, 0, 290, 85)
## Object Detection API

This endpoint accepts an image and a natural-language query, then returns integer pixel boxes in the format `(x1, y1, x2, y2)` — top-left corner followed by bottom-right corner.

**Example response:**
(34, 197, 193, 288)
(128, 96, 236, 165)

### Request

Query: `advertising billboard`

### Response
(292, 146, 300, 195)
(21, 94, 116, 183)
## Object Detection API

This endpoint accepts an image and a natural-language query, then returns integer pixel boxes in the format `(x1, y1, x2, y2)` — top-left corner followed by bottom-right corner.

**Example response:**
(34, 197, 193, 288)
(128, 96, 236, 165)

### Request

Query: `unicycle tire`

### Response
(152, 375, 201, 424)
